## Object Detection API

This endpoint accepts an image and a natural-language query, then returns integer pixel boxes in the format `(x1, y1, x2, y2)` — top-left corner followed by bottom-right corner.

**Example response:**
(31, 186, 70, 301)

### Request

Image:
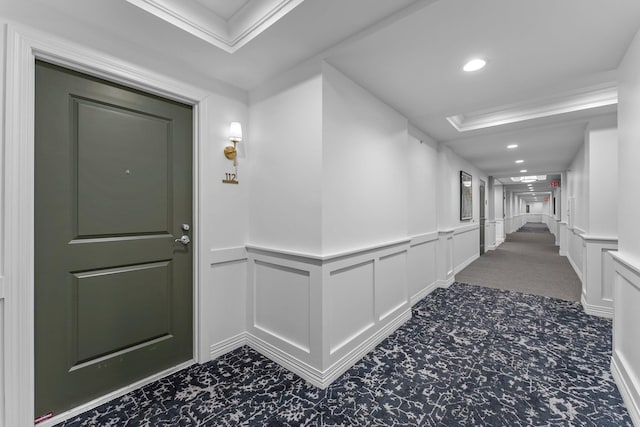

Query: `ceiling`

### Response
(2, 0, 640, 187)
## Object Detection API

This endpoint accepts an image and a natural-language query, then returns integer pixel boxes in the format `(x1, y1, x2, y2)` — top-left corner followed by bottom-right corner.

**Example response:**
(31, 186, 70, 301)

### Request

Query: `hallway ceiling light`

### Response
(463, 58, 486, 72)
(507, 144, 518, 149)
(515, 160, 524, 164)
(520, 169, 528, 173)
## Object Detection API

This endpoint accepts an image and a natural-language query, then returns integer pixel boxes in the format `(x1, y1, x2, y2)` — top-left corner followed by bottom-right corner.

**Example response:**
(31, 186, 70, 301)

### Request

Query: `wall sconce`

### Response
(224, 121, 243, 166)
(222, 122, 242, 184)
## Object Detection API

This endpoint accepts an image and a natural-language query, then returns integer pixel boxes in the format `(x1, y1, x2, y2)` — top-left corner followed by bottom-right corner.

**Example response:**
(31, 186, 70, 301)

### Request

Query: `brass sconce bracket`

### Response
(224, 141, 238, 165)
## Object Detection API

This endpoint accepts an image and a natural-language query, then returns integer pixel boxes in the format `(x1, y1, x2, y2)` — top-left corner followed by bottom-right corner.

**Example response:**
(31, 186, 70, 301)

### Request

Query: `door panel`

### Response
(35, 61, 193, 418)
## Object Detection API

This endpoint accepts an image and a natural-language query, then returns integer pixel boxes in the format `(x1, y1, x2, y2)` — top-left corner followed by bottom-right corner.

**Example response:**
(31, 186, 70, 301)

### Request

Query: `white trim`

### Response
(437, 277, 456, 288)
(567, 252, 583, 282)
(3, 25, 210, 427)
(246, 308, 411, 388)
(580, 294, 613, 318)
(409, 231, 439, 246)
(409, 280, 440, 306)
(612, 352, 640, 427)
(580, 235, 618, 243)
(610, 252, 640, 278)
(209, 333, 248, 360)
(209, 246, 248, 265)
(246, 238, 411, 263)
(446, 83, 617, 132)
(36, 360, 194, 427)
(454, 254, 479, 275)
(453, 223, 480, 235)
(125, 0, 306, 53)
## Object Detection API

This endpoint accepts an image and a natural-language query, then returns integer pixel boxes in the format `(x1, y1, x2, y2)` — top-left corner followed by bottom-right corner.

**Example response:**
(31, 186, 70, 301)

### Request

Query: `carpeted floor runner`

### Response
(58, 283, 631, 426)
(456, 222, 581, 301)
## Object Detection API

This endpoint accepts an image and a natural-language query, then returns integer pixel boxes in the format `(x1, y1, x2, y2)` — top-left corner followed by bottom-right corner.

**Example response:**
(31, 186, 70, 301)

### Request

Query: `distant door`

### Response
(35, 61, 193, 418)
(480, 180, 486, 255)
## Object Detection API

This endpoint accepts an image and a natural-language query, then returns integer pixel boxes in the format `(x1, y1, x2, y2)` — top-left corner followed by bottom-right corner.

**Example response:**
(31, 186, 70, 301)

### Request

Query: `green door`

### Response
(34, 61, 193, 418)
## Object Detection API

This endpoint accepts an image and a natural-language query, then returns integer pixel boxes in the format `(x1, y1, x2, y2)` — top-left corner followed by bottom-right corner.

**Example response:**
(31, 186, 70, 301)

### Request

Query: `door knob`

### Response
(175, 235, 191, 245)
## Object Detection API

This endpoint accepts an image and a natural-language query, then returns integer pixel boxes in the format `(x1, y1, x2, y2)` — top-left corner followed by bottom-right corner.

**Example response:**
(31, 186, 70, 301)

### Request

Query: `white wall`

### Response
(249, 66, 323, 254)
(322, 64, 409, 253)
(613, 26, 640, 426)
(587, 127, 618, 237)
(568, 142, 587, 231)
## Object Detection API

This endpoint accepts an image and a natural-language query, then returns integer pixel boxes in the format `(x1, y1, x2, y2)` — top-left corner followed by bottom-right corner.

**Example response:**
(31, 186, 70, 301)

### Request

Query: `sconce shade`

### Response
(229, 122, 243, 142)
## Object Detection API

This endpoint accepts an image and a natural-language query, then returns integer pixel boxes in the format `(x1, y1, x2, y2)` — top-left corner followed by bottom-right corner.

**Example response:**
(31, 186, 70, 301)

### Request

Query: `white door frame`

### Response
(3, 24, 209, 426)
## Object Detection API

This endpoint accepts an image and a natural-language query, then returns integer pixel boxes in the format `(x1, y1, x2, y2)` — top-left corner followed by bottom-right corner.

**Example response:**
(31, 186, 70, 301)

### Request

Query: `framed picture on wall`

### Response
(460, 171, 472, 221)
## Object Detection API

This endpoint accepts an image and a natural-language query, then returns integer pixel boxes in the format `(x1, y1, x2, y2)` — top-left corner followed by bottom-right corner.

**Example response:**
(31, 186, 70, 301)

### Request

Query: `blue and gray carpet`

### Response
(58, 283, 631, 426)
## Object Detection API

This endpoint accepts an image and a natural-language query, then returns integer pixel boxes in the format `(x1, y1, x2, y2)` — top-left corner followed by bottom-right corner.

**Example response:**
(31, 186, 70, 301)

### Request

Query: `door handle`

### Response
(175, 235, 191, 245)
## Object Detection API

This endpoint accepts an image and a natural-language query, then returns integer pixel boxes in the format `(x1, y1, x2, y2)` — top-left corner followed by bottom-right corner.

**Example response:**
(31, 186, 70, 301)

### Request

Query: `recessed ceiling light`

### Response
(463, 58, 486, 72)
(515, 160, 524, 164)
(507, 144, 518, 149)
(520, 169, 527, 173)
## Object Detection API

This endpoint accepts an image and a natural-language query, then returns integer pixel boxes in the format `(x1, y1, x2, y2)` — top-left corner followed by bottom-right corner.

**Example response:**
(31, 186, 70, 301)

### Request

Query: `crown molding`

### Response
(446, 83, 618, 132)
(126, 0, 306, 53)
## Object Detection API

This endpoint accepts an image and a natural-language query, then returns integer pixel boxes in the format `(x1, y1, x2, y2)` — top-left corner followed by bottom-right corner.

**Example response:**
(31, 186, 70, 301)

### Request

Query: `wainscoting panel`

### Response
(206, 247, 248, 361)
(567, 227, 584, 281)
(558, 222, 568, 256)
(495, 219, 505, 246)
(327, 261, 375, 354)
(581, 236, 617, 318)
(254, 260, 311, 353)
(610, 253, 640, 426)
(246, 240, 412, 389)
(486, 220, 496, 251)
(376, 250, 408, 321)
(453, 224, 479, 274)
(408, 234, 438, 304)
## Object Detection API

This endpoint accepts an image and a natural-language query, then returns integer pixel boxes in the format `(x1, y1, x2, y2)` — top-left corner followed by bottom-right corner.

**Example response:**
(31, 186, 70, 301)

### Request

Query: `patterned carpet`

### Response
(57, 283, 631, 426)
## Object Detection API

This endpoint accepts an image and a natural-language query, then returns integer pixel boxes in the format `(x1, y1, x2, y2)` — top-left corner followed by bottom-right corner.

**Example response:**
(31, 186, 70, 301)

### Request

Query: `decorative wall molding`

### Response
(209, 246, 247, 265)
(611, 352, 640, 427)
(409, 279, 439, 306)
(454, 254, 478, 275)
(610, 252, 640, 426)
(446, 83, 617, 132)
(126, 0, 306, 53)
(567, 228, 584, 282)
(209, 332, 248, 360)
(558, 222, 568, 256)
(246, 237, 411, 263)
(246, 238, 412, 389)
(246, 307, 410, 389)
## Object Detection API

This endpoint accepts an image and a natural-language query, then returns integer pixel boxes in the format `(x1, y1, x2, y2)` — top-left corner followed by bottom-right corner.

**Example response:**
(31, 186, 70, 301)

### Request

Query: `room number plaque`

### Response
(222, 172, 239, 184)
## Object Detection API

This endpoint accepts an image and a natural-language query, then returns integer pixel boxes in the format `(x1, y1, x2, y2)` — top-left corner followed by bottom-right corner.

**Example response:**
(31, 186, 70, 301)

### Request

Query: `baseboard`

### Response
(559, 250, 567, 256)
(580, 294, 613, 319)
(611, 351, 640, 427)
(436, 277, 455, 289)
(487, 244, 496, 251)
(454, 254, 479, 275)
(247, 308, 411, 389)
(496, 237, 504, 246)
(246, 333, 323, 387)
(37, 359, 195, 427)
(567, 254, 583, 282)
(210, 332, 248, 360)
(410, 280, 439, 305)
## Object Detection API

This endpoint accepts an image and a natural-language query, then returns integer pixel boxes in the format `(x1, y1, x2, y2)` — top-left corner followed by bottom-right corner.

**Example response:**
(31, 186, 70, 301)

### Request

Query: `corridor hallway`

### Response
(456, 222, 582, 301)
